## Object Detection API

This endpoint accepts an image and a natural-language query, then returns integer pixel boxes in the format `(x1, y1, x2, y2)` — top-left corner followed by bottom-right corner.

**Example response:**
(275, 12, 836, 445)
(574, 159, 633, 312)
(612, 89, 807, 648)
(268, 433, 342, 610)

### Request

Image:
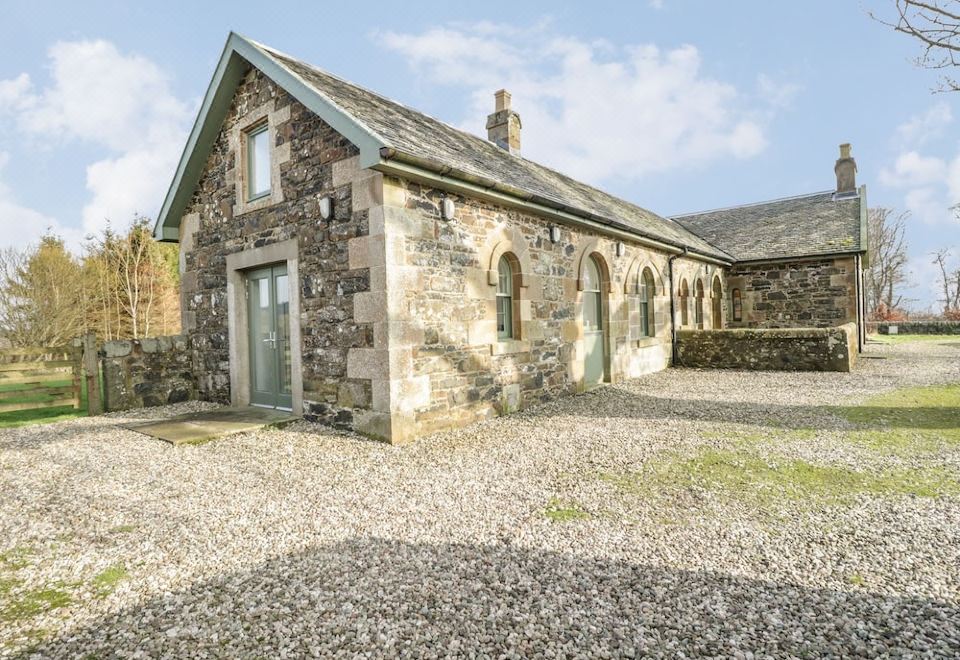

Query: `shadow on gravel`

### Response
(528, 387, 960, 431)
(24, 538, 960, 657)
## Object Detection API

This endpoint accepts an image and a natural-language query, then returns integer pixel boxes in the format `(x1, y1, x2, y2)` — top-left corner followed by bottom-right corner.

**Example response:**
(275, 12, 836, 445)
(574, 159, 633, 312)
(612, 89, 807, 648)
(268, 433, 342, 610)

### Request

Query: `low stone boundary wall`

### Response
(101, 335, 196, 412)
(872, 321, 960, 335)
(676, 323, 857, 372)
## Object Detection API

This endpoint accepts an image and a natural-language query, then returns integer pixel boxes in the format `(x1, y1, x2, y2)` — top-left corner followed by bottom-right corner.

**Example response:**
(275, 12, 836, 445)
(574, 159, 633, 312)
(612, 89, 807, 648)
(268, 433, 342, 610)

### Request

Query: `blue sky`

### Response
(1, 0, 958, 310)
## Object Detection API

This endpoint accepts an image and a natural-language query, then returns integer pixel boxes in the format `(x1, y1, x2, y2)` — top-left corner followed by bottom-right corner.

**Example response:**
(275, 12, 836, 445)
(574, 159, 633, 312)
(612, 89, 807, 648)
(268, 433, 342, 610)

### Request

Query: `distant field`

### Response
(868, 333, 960, 345)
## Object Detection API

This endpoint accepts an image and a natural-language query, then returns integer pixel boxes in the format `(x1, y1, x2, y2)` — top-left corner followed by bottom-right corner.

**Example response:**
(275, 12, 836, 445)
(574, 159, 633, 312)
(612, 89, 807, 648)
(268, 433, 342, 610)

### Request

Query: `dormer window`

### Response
(246, 123, 271, 201)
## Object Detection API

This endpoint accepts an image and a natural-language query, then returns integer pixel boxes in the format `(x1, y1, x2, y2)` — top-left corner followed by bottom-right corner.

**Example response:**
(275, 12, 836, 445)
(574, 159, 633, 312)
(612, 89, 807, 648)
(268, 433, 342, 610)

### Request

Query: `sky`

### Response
(0, 0, 958, 311)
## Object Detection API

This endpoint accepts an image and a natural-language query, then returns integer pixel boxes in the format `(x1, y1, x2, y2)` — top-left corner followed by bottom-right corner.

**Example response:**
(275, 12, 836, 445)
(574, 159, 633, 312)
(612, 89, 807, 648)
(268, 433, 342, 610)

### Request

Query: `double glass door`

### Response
(247, 264, 292, 409)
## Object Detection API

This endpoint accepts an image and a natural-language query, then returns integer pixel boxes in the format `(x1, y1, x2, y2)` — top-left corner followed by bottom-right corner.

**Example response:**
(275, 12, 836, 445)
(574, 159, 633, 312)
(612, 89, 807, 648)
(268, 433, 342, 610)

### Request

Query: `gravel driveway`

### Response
(2, 339, 959, 658)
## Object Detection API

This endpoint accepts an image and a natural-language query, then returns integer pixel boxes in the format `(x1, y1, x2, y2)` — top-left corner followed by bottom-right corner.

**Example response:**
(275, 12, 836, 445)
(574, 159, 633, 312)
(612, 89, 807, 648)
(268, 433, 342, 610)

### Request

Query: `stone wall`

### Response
(101, 336, 196, 411)
(875, 321, 960, 335)
(178, 67, 374, 428)
(351, 174, 724, 441)
(726, 256, 859, 330)
(675, 322, 858, 372)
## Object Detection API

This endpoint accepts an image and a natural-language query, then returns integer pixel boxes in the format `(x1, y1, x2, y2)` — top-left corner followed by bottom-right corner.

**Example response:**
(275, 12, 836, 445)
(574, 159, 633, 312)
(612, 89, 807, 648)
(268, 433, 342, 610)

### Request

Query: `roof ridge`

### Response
(256, 41, 499, 153)
(670, 189, 839, 219)
(252, 40, 730, 251)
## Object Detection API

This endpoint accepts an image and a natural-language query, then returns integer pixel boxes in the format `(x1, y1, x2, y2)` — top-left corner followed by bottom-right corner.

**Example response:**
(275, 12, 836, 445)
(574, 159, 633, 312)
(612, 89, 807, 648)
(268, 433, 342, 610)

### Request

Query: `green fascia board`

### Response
(153, 32, 387, 242)
(858, 184, 869, 268)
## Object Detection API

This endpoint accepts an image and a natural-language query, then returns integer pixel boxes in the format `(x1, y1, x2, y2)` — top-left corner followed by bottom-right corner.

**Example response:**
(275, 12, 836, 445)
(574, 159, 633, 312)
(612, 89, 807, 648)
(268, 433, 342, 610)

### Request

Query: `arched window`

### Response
(694, 279, 705, 328)
(712, 276, 723, 328)
(731, 288, 742, 322)
(496, 254, 516, 339)
(679, 279, 689, 326)
(639, 268, 656, 337)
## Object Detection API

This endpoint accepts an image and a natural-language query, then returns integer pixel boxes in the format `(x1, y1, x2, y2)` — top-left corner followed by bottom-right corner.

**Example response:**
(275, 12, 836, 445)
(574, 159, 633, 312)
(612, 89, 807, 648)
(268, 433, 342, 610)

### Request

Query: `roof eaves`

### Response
(377, 148, 734, 264)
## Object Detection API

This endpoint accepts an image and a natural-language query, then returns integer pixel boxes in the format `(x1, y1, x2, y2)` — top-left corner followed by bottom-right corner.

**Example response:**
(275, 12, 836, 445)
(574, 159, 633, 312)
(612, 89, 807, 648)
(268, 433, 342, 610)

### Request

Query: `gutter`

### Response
(668, 248, 688, 366)
(375, 147, 732, 267)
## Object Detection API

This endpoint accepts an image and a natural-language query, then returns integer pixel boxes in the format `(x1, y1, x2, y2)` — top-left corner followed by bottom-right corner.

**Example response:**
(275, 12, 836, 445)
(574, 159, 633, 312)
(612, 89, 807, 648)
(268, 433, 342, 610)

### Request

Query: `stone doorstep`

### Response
(123, 406, 299, 446)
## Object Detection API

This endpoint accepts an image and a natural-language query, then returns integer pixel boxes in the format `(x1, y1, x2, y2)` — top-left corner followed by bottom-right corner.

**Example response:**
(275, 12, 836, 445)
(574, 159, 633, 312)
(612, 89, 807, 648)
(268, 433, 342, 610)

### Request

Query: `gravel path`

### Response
(1, 338, 959, 658)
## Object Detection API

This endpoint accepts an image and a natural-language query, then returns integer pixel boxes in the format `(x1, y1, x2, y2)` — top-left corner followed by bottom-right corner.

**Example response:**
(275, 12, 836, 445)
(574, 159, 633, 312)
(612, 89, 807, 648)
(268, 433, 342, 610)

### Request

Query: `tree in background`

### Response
(0, 219, 180, 347)
(0, 235, 85, 347)
(865, 208, 910, 319)
(932, 248, 960, 317)
(84, 218, 180, 340)
(875, 0, 960, 92)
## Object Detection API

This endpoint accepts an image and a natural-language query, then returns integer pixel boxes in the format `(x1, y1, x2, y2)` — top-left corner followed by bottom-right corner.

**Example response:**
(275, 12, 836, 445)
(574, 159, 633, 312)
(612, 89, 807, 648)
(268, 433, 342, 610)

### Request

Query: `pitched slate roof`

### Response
(670, 190, 865, 262)
(254, 42, 729, 260)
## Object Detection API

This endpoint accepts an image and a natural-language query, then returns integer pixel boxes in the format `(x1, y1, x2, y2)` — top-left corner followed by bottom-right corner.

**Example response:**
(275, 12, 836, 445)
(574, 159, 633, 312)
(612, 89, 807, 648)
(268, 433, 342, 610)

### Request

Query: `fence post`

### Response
(82, 332, 103, 415)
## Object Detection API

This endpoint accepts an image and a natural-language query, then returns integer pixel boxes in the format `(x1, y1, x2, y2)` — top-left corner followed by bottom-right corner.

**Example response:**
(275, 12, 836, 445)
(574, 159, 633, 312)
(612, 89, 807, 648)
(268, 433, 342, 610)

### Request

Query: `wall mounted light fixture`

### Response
(616, 241, 625, 257)
(549, 225, 561, 243)
(319, 195, 333, 221)
(441, 197, 456, 221)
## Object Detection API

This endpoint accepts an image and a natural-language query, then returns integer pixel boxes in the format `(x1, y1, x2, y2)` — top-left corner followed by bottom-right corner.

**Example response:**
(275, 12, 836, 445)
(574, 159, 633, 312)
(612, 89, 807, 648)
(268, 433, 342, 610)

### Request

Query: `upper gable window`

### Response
(246, 123, 271, 201)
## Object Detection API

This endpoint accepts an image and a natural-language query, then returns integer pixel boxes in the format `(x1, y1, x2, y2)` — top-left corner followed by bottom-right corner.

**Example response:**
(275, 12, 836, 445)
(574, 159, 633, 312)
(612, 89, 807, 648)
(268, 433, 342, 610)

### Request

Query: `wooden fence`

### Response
(0, 344, 83, 414)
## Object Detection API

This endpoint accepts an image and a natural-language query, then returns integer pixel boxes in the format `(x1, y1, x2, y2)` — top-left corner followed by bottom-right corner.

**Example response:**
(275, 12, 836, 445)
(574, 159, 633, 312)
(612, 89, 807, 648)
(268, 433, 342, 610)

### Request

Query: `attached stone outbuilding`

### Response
(154, 33, 867, 443)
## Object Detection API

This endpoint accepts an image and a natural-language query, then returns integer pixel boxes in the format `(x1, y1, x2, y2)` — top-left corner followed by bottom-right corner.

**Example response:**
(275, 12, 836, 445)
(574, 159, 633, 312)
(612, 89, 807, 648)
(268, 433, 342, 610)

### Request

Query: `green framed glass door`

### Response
(247, 264, 292, 410)
(582, 255, 605, 386)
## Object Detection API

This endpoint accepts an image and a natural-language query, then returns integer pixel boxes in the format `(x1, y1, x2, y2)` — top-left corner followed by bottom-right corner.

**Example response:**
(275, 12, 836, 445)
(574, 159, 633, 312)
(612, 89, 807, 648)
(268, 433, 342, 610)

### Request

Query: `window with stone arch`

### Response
(679, 279, 690, 326)
(731, 288, 742, 322)
(496, 253, 521, 340)
(694, 279, 705, 328)
(638, 267, 656, 337)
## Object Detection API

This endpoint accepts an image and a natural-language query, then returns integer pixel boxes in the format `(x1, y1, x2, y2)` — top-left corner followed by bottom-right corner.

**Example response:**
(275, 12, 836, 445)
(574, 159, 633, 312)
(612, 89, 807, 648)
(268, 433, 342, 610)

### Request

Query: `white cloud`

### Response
(379, 23, 777, 184)
(0, 152, 84, 251)
(895, 102, 952, 147)
(0, 40, 191, 237)
(879, 151, 948, 189)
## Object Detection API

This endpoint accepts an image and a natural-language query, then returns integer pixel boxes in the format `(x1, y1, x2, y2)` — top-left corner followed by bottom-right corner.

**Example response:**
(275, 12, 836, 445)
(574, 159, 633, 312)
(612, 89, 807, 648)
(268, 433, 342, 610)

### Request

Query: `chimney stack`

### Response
(486, 89, 522, 155)
(835, 143, 857, 194)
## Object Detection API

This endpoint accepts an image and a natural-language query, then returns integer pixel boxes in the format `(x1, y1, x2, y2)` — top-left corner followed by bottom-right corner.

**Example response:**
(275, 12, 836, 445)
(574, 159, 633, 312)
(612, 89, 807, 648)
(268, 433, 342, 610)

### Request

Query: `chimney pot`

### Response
(834, 143, 857, 194)
(486, 89, 522, 155)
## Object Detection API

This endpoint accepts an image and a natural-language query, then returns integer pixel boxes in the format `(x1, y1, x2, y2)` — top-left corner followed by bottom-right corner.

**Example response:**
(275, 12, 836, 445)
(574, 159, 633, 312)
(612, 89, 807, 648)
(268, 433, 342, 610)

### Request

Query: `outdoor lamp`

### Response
(319, 195, 333, 221)
(441, 197, 456, 221)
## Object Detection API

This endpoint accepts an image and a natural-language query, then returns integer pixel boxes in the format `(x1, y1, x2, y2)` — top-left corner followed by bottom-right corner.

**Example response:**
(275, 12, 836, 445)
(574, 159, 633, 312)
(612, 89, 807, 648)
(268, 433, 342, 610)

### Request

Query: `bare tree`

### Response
(865, 208, 910, 317)
(932, 248, 960, 314)
(873, 0, 960, 92)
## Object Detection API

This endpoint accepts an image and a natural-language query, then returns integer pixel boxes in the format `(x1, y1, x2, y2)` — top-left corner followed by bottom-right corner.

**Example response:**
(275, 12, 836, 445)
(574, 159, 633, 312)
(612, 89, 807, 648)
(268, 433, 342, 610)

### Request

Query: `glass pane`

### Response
(274, 272, 291, 396)
(584, 291, 601, 331)
(583, 257, 600, 292)
(248, 126, 271, 198)
(497, 295, 512, 339)
(249, 274, 274, 394)
(498, 257, 512, 295)
(640, 301, 649, 337)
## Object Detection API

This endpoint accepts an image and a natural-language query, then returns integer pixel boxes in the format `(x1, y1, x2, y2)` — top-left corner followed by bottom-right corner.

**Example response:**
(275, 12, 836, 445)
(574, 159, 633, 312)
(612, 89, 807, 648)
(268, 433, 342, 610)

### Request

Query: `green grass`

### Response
(92, 564, 128, 596)
(869, 333, 960, 345)
(0, 373, 101, 429)
(0, 587, 72, 622)
(702, 428, 818, 446)
(833, 384, 960, 454)
(0, 546, 34, 571)
(604, 448, 960, 507)
(543, 497, 591, 522)
(109, 524, 137, 535)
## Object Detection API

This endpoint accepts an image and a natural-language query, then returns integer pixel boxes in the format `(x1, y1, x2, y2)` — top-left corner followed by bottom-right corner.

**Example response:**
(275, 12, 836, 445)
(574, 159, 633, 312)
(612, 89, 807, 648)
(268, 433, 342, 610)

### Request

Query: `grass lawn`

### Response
(604, 382, 960, 509)
(868, 333, 960, 345)
(0, 377, 98, 429)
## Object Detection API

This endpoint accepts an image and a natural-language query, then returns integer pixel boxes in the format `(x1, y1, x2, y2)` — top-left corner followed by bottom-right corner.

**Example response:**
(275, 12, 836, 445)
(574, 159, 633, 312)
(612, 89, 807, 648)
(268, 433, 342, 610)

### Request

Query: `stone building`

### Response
(154, 34, 867, 443)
